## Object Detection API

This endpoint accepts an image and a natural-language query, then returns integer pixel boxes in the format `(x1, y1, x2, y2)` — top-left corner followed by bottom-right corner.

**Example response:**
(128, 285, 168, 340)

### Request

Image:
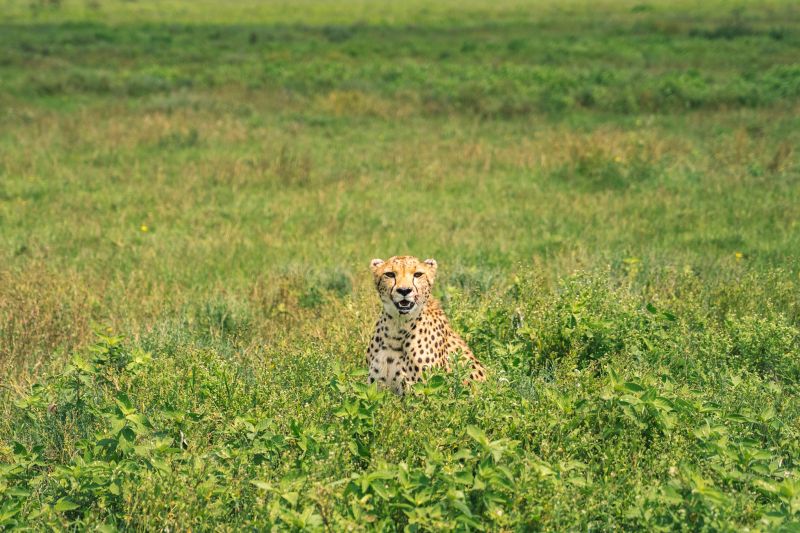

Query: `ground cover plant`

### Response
(1, 0, 799, 529)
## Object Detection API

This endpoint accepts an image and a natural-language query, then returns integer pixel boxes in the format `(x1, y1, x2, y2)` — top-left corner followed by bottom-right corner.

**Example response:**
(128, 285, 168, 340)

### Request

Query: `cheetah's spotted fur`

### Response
(366, 255, 485, 394)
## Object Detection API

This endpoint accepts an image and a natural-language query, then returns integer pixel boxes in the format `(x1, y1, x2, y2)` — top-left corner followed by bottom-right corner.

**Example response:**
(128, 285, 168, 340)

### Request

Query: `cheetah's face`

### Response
(370, 256, 438, 318)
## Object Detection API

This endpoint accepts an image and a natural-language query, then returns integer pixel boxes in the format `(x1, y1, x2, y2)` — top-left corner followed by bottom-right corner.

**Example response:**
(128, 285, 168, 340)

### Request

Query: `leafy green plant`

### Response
(332, 370, 385, 464)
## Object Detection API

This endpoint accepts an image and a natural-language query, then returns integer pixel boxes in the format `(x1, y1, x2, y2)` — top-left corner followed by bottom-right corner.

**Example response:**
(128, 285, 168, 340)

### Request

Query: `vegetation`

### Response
(1, 0, 799, 529)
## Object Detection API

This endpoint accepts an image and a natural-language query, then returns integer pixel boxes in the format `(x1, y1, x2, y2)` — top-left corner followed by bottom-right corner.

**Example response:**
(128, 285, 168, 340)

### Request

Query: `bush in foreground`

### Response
(1, 271, 798, 530)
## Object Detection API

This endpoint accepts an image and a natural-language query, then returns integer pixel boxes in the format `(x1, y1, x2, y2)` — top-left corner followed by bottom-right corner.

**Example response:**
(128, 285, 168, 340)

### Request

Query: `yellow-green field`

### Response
(1, 0, 799, 529)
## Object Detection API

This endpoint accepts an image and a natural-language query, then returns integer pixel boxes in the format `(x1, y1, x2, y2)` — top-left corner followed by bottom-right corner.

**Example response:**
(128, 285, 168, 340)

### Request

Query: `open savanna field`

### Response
(1, 0, 800, 529)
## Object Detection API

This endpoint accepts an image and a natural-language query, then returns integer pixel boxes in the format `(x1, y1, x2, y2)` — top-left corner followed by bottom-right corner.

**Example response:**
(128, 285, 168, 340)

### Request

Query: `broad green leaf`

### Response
(54, 498, 80, 512)
(282, 492, 299, 506)
(251, 480, 273, 491)
(466, 426, 489, 447)
(622, 382, 645, 393)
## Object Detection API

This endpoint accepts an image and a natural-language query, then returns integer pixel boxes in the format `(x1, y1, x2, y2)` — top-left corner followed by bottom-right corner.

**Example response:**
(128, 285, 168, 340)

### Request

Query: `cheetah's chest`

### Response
(401, 323, 446, 375)
(367, 312, 450, 394)
(380, 328, 440, 376)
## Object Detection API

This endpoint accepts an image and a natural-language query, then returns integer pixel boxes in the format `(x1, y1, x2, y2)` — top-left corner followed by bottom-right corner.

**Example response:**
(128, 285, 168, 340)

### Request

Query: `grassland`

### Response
(1, 0, 799, 530)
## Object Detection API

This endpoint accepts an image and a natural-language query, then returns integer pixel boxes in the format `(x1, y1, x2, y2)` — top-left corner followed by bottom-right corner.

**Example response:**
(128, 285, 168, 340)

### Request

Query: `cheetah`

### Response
(366, 255, 486, 395)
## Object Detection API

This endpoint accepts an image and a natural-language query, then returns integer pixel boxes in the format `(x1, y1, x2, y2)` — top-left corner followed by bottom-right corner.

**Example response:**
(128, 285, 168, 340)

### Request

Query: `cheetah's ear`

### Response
(370, 258, 385, 273)
(424, 258, 438, 275)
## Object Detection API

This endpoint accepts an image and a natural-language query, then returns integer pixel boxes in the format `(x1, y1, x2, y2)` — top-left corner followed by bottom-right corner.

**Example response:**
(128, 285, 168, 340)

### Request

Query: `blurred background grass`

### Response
(2, 0, 798, 377)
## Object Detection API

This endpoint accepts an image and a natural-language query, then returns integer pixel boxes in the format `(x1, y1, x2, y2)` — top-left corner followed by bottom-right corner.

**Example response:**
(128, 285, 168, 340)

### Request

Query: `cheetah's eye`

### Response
(413, 272, 423, 278)
(384, 272, 395, 278)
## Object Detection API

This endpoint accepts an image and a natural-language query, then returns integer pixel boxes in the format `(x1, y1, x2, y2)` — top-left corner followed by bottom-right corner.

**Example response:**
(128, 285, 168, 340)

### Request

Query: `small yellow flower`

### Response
(140, 224, 149, 233)
(735, 251, 743, 260)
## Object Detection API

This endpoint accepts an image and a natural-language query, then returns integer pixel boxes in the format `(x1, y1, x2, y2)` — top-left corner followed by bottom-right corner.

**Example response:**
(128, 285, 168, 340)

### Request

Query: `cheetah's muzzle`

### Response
(395, 299, 415, 313)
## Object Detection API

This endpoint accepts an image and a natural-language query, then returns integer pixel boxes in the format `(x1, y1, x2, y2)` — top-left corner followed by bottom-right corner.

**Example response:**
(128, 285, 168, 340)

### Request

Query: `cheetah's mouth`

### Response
(395, 299, 415, 314)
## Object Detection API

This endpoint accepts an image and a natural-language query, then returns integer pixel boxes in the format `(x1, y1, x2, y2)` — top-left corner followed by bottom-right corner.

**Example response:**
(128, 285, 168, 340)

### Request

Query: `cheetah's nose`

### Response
(396, 287, 412, 296)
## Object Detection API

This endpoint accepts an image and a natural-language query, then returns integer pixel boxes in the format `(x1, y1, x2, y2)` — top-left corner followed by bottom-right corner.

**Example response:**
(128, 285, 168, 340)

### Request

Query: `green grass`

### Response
(1, 0, 799, 530)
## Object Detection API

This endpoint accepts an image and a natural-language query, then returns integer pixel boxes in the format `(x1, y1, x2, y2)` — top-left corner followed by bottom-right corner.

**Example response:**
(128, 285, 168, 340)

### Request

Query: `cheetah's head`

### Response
(370, 255, 437, 318)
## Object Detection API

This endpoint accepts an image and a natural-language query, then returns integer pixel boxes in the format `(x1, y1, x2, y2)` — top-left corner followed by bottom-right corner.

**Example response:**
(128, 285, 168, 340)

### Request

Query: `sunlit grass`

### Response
(0, 0, 799, 529)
